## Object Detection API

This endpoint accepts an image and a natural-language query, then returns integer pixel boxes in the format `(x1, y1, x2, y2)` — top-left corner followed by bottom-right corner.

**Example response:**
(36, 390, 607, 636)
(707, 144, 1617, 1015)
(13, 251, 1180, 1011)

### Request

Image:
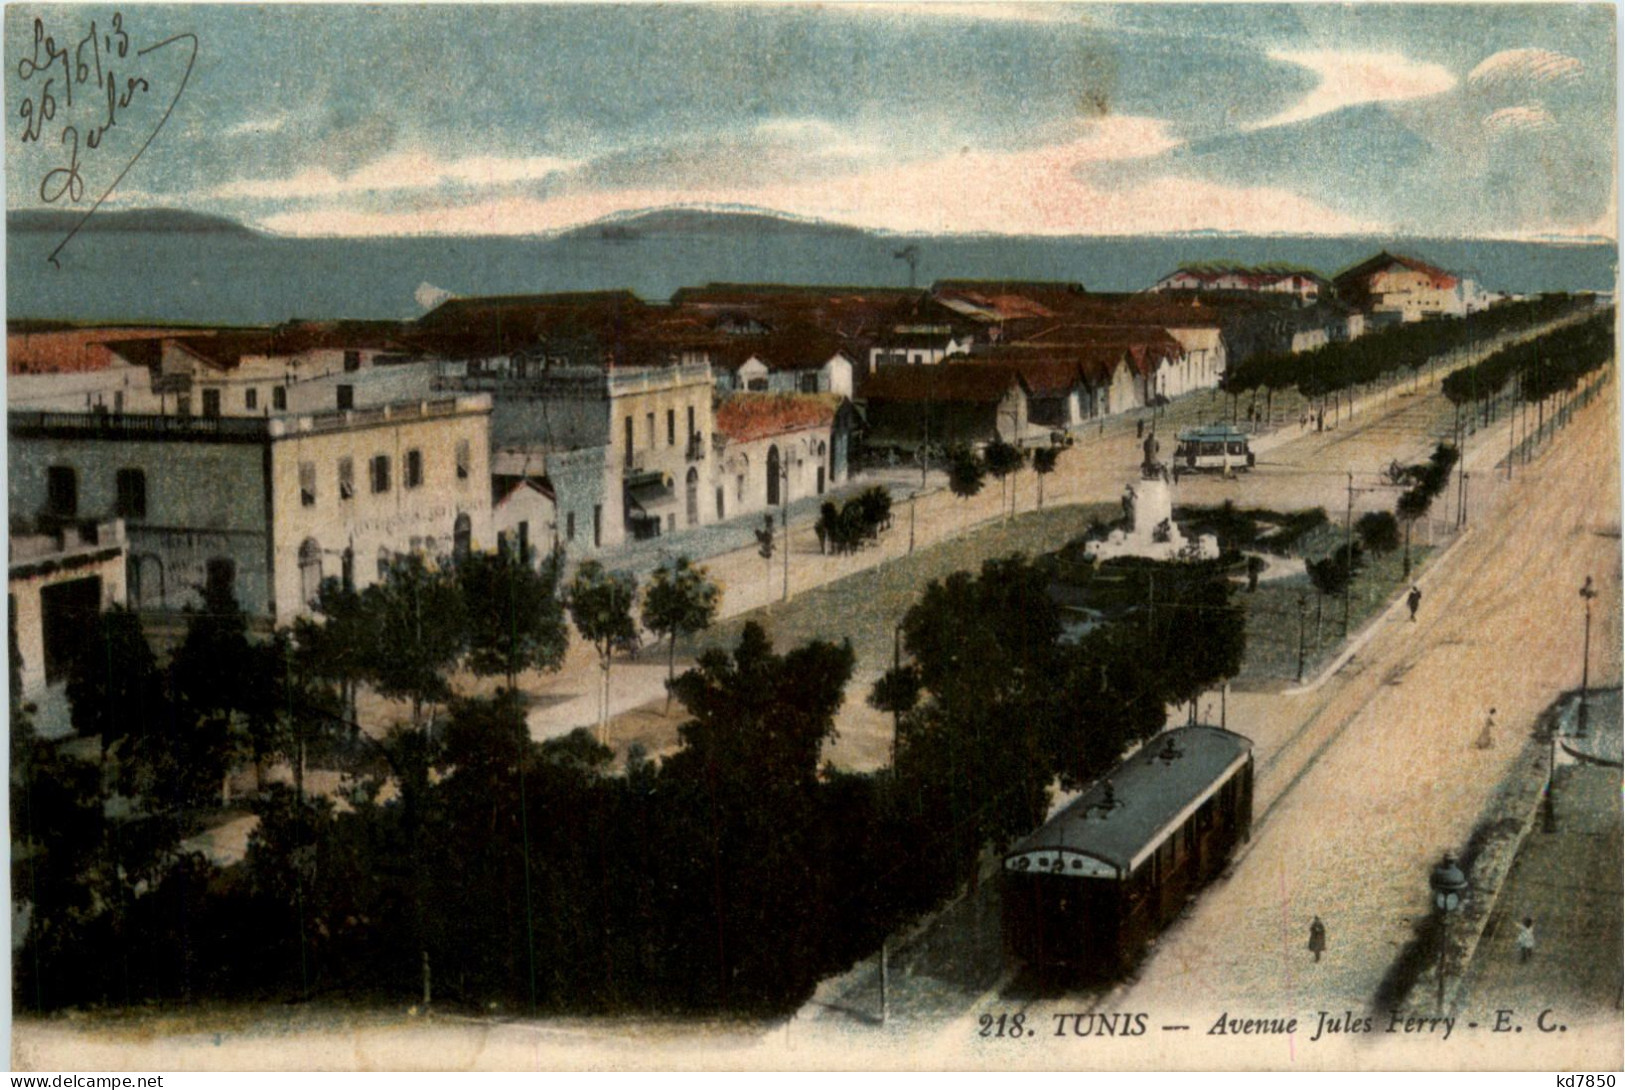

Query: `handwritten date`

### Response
(13, 12, 196, 265)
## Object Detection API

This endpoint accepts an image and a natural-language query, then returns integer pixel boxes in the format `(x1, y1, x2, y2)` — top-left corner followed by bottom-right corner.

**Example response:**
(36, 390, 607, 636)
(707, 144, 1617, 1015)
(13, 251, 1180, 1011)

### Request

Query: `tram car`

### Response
(1002, 725, 1254, 976)
(1174, 425, 1256, 472)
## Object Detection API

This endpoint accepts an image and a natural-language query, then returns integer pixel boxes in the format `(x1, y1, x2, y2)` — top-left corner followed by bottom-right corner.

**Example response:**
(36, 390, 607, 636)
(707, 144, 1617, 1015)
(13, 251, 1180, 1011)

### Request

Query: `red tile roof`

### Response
(948, 353, 1080, 397)
(1333, 251, 1458, 291)
(862, 364, 1026, 404)
(714, 392, 840, 443)
(8, 326, 221, 375)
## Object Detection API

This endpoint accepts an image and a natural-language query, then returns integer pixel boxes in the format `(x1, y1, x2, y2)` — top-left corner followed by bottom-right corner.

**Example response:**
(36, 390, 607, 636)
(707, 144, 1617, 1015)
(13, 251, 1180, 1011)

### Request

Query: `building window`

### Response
(593, 504, 602, 548)
(338, 457, 355, 500)
(518, 520, 531, 562)
(800, 373, 819, 394)
(736, 474, 745, 503)
(747, 377, 768, 392)
(205, 558, 236, 602)
(453, 513, 472, 560)
(624, 416, 634, 461)
(370, 454, 391, 493)
(566, 511, 576, 542)
(46, 465, 77, 517)
(115, 468, 147, 519)
(405, 449, 423, 489)
(667, 409, 676, 446)
(299, 461, 317, 507)
(646, 412, 655, 450)
(245, 388, 258, 411)
(299, 538, 323, 604)
(343, 350, 361, 373)
(273, 386, 287, 411)
(716, 486, 725, 520)
(688, 405, 696, 443)
(176, 393, 192, 418)
(337, 384, 355, 411)
(455, 439, 471, 481)
(202, 388, 221, 417)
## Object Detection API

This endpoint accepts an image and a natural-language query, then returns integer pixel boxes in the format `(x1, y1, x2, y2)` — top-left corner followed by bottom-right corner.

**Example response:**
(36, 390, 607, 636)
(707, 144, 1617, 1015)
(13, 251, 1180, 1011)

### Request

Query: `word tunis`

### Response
(1052, 1012, 1150, 1038)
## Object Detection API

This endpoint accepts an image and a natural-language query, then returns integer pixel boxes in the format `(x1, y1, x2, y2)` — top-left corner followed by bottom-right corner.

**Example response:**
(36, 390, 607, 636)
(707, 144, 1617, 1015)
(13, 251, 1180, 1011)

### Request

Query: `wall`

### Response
(9, 528, 128, 698)
(8, 422, 272, 614)
(268, 403, 493, 622)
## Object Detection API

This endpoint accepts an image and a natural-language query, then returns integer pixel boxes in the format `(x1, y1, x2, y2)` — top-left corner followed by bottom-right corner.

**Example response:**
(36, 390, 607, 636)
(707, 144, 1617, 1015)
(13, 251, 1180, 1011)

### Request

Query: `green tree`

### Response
(360, 556, 469, 731)
(64, 604, 166, 775)
(296, 577, 372, 726)
(1031, 445, 1061, 509)
(460, 546, 570, 691)
(641, 556, 722, 707)
(566, 561, 639, 740)
(1356, 510, 1401, 555)
(945, 444, 986, 501)
(983, 437, 1026, 518)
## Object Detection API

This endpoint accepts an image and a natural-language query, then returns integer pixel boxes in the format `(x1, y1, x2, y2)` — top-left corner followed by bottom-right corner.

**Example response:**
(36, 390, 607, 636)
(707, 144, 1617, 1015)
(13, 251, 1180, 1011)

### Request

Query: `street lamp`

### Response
(1578, 575, 1597, 738)
(1429, 851, 1469, 1014)
(1296, 594, 1309, 683)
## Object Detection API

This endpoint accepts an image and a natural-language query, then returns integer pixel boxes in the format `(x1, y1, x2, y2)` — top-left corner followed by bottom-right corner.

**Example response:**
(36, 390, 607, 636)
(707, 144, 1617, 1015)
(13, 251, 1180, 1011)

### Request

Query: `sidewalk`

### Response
(1454, 723, 1623, 1017)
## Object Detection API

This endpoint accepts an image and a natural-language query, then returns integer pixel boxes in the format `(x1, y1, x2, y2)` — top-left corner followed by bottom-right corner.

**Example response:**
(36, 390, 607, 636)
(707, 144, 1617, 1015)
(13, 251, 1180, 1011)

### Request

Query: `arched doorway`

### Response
(685, 467, 700, 527)
(453, 513, 472, 559)
(299, 538, 323, 605)
(816, 441, 827, 494)
(766, 445, 781, 506)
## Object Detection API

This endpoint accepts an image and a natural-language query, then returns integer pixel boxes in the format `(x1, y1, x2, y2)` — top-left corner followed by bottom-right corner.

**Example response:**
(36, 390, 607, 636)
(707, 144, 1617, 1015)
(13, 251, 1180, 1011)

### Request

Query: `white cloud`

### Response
(1468, 48, 1584, 91)
(223, 112, 293, 138)
(1483, 105, 1556, 134)
(1245, 49, 1457, 132)
(831, 3, 1087, 25)
(212, 150, 578, 201)
(253, 116, 1374, 239)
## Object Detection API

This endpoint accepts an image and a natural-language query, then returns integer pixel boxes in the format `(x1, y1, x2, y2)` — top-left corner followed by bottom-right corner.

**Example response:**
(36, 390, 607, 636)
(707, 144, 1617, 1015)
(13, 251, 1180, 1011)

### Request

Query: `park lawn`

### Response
(1233, 525, 1437, 687)
(684, 501, 1119, 678)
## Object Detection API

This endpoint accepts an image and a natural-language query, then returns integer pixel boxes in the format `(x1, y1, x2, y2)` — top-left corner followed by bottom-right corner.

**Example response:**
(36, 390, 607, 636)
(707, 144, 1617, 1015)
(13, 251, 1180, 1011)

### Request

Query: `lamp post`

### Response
(1429, 851, 1468, 1014)
(1296, 594, 1309, 683)
(1578, 575, 1597, 738)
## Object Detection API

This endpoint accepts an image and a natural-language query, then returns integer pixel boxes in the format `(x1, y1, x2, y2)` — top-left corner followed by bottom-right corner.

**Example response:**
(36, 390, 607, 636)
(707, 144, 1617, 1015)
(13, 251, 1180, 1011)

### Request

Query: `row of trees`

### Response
(1223, 294, 1593, 405)
(16, 540, 1243, 1015)
(945, 439, 1065, 514)
(1440, 306, 1616, 433)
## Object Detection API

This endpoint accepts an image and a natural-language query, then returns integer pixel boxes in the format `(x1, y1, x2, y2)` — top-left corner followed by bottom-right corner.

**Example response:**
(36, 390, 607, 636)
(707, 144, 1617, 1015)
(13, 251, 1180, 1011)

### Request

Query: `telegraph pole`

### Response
(1343, 471, 1354, 635)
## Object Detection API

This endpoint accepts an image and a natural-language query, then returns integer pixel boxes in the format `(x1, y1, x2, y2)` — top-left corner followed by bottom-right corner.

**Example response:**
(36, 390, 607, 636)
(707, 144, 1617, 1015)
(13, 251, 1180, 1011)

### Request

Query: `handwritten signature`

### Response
(14, 12, 197, 266)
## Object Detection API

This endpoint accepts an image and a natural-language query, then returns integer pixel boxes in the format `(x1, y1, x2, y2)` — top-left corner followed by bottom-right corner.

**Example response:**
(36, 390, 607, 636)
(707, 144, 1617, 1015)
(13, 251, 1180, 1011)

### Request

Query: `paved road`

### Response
(932, 367, 1621, 1069)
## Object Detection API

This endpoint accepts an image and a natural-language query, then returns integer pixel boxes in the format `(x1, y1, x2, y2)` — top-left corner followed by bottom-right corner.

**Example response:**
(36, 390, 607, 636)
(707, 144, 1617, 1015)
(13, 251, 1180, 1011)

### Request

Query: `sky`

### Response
(4, 3, 1617, 239)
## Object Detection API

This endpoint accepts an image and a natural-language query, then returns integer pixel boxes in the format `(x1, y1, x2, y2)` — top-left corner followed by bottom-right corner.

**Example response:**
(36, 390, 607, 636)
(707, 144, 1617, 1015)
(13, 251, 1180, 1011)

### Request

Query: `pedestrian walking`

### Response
(1407, 585, 1422, 622)
(1516, 917, 1536, 963)
(1137, 419, 1146, 439)
(1476, 707, 1497, 750)
(1308, 916, 1327, 963)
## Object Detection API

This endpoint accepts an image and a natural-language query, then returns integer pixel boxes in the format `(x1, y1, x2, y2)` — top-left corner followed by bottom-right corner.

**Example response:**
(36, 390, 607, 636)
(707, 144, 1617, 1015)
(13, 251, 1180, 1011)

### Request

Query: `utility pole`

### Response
(1343, 471, 1354, 636)
(1456, 465, 1468, 530)
(891, 624, 903, 767)
(908, 491, 917, 555)
(1507, 370, 1517, 480)
(781, 501, 789, 602)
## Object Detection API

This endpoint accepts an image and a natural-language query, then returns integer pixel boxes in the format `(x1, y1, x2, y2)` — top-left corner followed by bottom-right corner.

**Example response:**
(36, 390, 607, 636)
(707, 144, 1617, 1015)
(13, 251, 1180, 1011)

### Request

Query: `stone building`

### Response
(9, 518, 128, 711)
(8, 396, 493, 624)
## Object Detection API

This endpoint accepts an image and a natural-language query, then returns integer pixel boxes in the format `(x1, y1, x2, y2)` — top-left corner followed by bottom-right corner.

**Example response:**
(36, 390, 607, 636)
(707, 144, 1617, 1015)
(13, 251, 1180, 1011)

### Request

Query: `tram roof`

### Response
(1177, 425, 1251, 442)
(1007, 726, 1253, 874)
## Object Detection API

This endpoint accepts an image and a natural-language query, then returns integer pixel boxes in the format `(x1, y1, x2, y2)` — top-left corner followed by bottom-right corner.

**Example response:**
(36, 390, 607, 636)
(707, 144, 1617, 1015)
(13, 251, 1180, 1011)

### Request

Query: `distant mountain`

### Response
(7, 207, 258, 236)
(560, 206, 875, 240)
